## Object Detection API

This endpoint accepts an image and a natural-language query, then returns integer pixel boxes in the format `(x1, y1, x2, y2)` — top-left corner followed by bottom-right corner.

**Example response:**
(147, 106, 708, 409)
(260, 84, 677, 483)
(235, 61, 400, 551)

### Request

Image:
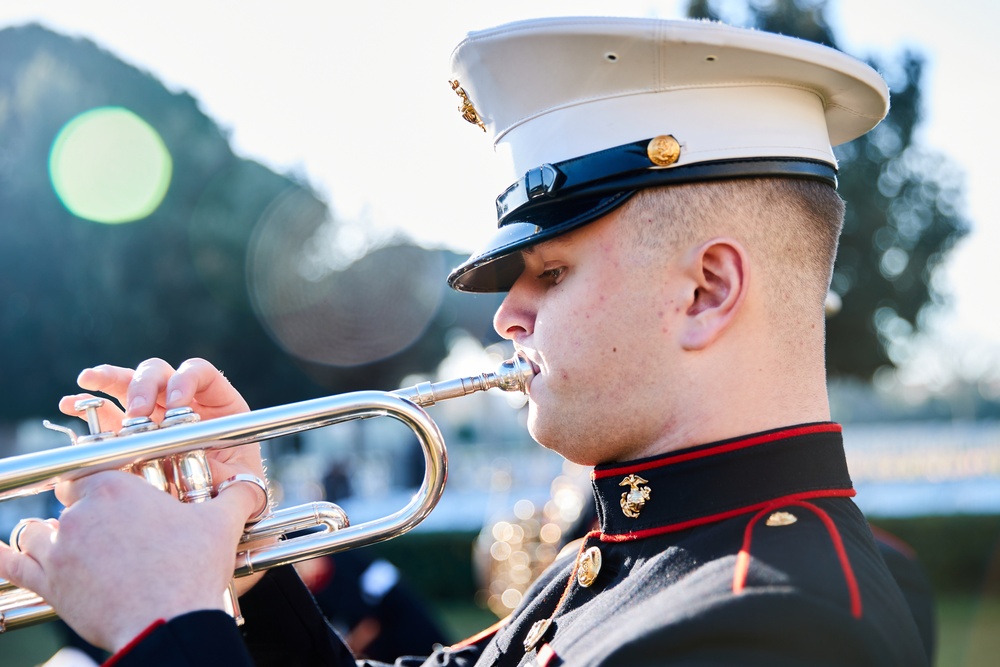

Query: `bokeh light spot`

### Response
(247, 188, 446, 367)
(49, 106, 172, 224)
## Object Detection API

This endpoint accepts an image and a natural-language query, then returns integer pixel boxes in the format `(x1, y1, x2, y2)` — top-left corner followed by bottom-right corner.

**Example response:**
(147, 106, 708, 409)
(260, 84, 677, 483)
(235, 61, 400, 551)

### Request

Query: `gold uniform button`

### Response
(766, 511, 798, 527)
(646, 134, 681, 166)
(576, 546, 602, 588)
(523, 618, 552, 652)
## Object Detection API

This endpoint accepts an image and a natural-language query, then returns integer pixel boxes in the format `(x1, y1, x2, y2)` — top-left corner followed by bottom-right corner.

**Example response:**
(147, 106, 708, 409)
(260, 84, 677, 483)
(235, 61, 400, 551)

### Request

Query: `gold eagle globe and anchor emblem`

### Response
(449, 79, 486, 132)
(619, 474, 651, 518)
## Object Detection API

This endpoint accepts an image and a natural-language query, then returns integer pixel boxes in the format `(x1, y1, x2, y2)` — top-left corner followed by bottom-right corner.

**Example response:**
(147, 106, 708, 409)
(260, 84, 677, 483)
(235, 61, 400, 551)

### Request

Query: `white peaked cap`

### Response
(446, 16, 890, 292)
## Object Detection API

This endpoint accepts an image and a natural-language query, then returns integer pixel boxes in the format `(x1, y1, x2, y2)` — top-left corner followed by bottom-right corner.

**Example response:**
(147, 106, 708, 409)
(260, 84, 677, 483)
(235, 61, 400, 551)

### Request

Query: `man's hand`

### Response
(0, 470, 256, 651)
(0, 357, 273, 651)
(58, 357, 267, 514)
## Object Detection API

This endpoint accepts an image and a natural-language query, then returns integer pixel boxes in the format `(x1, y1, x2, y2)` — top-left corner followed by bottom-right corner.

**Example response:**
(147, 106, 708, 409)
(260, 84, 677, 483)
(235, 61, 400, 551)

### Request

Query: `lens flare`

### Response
(49, 106, 172, 224)
(247, 188, 445, 367)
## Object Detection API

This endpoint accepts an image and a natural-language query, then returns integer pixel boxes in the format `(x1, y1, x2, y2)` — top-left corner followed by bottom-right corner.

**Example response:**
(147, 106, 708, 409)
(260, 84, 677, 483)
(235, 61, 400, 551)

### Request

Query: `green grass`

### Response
(2, 622, 61, 666)
(936, 594, 1000, 667)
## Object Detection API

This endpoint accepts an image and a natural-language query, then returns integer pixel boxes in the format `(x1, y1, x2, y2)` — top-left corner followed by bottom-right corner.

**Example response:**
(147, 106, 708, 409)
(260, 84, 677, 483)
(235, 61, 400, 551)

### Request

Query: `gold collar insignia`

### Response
(619, 474, 651, 518)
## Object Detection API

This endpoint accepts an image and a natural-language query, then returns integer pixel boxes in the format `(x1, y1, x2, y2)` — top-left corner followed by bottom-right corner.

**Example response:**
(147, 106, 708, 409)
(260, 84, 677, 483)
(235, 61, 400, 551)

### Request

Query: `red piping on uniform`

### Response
(449, 616, 509, 651)
(592, 423, 842, 480)
(732, 509, 767, 595)
(102, 619, 166, 667)
(599, 488, 855, 543)
(537, 643, 559, 667)
(732, 500, 863, 619)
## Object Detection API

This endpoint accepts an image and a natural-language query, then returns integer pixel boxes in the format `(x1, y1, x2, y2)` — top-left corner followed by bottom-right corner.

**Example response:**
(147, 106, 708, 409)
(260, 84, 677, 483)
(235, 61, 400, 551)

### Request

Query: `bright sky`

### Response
(1, 0, 997, 391)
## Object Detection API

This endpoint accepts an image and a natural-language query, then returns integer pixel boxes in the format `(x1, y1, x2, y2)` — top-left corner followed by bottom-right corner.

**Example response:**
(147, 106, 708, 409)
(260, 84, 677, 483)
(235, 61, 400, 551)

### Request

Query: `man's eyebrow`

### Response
(522, 238, 572, 256)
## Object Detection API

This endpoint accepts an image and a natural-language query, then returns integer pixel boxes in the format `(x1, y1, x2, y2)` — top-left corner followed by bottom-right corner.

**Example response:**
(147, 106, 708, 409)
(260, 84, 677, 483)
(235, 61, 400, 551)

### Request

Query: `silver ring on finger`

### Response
(216, 474, 271, 524)
(9, 518, 57, 554)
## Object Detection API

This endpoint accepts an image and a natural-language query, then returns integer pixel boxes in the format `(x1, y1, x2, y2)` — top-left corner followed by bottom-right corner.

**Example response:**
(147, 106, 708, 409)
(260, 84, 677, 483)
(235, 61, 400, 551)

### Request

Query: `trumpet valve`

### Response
(156, 407, 242, 623)
(171, 449, 212, 504)
(119, 416, 159, 436)
(159, 409, 211, 503)
(160, 407, 201, 429)
(135, 460, 171, 493)
(120, 417, 170, 491)
(74, 398, 116, 443)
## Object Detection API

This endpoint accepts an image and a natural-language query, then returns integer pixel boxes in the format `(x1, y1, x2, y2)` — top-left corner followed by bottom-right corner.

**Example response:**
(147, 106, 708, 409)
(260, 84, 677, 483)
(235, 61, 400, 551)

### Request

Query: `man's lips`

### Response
(515, 350, 541, 376)
(515, 352, 541, 394)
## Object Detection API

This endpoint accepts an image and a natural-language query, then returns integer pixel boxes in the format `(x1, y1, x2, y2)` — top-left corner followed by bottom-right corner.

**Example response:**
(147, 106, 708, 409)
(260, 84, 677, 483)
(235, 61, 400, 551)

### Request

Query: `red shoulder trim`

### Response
(449, 616, 509, 651)
(102, 619, 166, 667)
(733, 500, 862, 619)
(593, 423, 841, 480)
(869, 524, 917, 560)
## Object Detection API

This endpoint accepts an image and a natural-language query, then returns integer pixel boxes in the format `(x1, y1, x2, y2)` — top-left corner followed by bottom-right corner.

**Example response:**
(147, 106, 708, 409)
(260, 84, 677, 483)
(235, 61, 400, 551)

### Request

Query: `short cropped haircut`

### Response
(621, 177, 845, 320)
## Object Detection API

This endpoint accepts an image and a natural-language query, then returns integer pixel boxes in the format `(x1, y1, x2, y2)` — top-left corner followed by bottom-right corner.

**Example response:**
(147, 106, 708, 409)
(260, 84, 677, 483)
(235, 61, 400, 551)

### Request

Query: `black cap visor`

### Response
(448, 191, 635, 293)
(448, 142, 838, 293)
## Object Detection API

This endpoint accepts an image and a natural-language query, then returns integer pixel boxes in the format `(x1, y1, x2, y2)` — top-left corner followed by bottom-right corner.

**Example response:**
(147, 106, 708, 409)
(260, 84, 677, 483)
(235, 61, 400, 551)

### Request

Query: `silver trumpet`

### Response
(0, 353, 535, 632)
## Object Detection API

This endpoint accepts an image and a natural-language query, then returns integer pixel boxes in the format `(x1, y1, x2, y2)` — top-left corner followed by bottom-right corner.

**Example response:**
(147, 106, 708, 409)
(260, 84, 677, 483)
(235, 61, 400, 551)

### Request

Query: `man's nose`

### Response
(493, 282, 535, 341)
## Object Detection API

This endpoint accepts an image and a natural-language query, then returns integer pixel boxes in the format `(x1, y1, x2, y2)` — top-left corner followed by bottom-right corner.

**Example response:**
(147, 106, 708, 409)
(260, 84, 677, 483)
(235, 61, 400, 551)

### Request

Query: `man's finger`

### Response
(55, 470, 131, 508)
(7, 518, 58, 560)
(126, 358, 177, 418)
(61, 363, 136, 430)
(169, 358, 250, 416)
(214, 474, 270, 526)
(75, 364, 135, 398)
(0, 542, 48, 599)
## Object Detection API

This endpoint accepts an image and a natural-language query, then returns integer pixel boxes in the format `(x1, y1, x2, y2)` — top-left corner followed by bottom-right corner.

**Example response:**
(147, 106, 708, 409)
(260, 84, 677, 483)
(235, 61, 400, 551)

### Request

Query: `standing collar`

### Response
(591, 423, 854, 541)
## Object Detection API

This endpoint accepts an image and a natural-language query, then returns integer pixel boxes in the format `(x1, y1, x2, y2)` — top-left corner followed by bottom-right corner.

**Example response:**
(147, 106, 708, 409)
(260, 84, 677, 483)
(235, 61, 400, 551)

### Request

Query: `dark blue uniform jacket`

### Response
(105, 423, 928, 667)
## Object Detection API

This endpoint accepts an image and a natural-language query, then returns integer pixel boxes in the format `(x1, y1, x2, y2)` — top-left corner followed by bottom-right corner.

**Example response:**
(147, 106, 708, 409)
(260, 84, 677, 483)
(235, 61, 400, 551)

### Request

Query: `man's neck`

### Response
(630, 351, 831, 462)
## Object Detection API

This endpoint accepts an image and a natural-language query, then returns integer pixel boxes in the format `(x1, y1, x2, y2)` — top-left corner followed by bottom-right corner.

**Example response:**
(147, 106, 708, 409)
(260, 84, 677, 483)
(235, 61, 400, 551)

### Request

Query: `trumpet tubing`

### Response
(0, 353, 534, 632)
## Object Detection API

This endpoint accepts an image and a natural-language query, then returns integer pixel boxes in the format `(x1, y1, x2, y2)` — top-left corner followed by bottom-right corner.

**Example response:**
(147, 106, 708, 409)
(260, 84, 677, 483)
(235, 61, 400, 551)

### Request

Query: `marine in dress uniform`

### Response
(6, 16, 930, 667)
(105, 425, 926, 666)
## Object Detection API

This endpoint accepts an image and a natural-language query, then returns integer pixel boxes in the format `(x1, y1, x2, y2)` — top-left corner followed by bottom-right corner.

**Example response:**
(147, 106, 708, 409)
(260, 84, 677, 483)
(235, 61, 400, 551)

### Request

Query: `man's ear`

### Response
(679, 238, 749, 350)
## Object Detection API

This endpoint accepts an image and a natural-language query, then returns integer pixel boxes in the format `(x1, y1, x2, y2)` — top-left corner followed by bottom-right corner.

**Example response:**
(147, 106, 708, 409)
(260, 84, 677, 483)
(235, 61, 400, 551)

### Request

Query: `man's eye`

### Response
(537, 267, 566, 284)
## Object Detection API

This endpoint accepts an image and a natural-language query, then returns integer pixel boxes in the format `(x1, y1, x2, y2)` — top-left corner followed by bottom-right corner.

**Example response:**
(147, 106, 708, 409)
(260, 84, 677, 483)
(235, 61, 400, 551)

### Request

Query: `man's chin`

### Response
(525, 408, 554, 449)
(526, 414, 595, 466)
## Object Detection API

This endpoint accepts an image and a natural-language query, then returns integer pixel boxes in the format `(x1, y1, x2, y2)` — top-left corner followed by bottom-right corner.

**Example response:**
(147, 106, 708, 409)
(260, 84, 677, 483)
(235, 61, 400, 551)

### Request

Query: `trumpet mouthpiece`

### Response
(395, 352, 536, 407)
(490, 351, 535, 394)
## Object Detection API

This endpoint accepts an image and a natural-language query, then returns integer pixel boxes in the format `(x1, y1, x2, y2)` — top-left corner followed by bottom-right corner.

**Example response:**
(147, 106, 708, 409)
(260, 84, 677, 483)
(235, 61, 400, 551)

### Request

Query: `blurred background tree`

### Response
(0, 25, 497, 420)
(687, 0, 969, 379)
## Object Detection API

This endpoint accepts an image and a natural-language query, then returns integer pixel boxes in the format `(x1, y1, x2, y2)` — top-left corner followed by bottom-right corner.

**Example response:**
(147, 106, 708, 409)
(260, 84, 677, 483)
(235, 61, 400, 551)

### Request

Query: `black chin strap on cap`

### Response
(448, 137, 838, 293)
